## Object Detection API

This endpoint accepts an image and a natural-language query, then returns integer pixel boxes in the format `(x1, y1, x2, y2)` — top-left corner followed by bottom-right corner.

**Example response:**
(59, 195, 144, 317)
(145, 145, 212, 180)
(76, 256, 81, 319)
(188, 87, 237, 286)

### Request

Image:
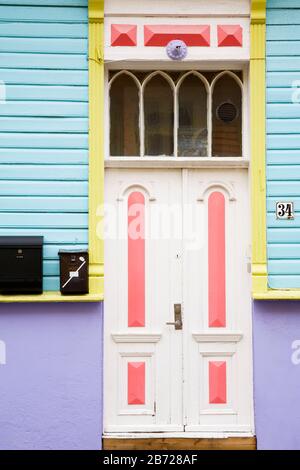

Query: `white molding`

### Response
(103, 431, 254, 438)
(200, 409, 237, 416)
(177, 71, 210, 93)
(142, 70, 176, 92)
(109, 70, 141, 89)
(105, 0, 250, 17)
(196, 181, 237, 202)
(193, 332, 243, 343)
(112, 333, 162, 343)
(183, 424, 254, 433)
(106, 61, 249, 71)
(105, 16, 250, 63)
(105, 425, 184, 433)
(211, 70, 243, 91)
(200, 351, 235, 357)
(105, 158, 249, 169)
(116, 182, 157, 202)
(118, 409, 155, 416)
(106, 13, 250, 18)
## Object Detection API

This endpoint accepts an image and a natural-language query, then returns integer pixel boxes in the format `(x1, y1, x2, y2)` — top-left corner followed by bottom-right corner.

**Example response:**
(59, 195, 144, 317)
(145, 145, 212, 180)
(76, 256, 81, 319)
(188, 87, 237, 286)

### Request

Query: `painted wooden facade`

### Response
(0, 0, 104, 302)
(1, 0, 300, 452)
(266, 0, 300, 288)
(0, 1, 89, 292)
(252, 0, 300, 300)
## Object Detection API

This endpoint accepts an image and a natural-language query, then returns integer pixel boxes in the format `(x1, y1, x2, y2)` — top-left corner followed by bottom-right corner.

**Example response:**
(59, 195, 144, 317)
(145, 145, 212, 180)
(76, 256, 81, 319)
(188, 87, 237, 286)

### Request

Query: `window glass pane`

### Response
(110, 74, 140, 156)
(212, 74, 242, 157)
(144, 75, 174, 156)
(178, 74, 208, 157)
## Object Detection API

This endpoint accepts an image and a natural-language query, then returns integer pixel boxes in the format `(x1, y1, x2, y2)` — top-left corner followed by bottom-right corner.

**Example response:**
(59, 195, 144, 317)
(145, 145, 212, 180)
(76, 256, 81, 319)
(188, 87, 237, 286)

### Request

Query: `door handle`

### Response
(166, 304, 183, 330)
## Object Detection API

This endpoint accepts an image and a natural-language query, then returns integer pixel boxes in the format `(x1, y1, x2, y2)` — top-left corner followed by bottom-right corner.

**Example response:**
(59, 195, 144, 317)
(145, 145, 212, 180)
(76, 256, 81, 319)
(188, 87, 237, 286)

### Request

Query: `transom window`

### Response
(109, 70, 243, 158)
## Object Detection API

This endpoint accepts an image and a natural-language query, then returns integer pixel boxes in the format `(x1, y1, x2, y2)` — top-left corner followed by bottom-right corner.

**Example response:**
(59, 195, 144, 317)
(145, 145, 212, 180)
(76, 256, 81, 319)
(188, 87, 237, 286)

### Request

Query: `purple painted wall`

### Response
(3, 299, 300, 450)
(0, 302, 103, 450)
(253, 301, 300, 450)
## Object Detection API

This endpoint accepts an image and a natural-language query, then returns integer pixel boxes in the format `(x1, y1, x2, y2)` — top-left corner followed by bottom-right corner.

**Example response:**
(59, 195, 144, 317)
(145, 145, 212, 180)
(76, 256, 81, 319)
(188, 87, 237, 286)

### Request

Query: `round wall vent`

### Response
(166, 40, 188, 60)
(216, 102, 238, 123)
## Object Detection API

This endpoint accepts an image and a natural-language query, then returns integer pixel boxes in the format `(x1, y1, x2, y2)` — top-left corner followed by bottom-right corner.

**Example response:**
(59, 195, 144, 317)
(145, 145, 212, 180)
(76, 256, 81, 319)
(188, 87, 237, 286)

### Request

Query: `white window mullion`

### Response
(207, 85, 212, 158)
(140, 84, 145, 158)
(242, 67, 247, 160)
(174, 86, 178, 158)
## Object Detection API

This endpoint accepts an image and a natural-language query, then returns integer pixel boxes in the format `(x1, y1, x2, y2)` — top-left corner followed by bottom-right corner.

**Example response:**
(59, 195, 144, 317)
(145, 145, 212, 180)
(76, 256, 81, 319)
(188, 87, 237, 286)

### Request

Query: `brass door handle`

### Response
(166, 320, 183, 329)
(166, 304, 183, 330)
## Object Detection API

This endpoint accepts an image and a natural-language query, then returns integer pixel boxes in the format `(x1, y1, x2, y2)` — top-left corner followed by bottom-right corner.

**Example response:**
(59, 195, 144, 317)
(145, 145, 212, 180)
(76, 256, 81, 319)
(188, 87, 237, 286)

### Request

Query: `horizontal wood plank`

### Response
(0, 228, 88, 244)
(0, 5, 87, 22)
(0, 37, 87, 54)
(0, 196, 88, 212)
(103, 437, 257, 451)
(0, 53, 87, 70)
(0, 22, 88, 39)
(0, 101, 88, 117)
(0, 69, 88, 85)
(269, 275, 300, 289)
(0, 181, 88, 196)
(0, 1, 86, 5)
(5, 86, 88, 102)
(0, 117, 88, 133)
(0, 149, 88, 164)
(268, 228, 300, 243)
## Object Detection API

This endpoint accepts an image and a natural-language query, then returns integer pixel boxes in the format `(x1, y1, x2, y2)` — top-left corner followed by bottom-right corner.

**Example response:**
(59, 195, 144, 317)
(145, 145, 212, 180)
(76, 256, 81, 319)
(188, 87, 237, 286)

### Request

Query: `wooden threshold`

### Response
(103, 437, 257, 451)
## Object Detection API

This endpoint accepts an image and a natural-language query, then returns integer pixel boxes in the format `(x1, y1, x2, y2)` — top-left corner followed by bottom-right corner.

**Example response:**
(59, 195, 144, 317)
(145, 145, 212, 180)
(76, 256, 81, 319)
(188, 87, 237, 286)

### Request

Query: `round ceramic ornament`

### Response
(166, 40, 188, 60)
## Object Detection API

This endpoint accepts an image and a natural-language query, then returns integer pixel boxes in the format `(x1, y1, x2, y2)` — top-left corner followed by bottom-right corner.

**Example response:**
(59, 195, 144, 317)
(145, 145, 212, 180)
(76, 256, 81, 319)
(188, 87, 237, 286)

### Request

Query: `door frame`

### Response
(103, 62, 254, 438)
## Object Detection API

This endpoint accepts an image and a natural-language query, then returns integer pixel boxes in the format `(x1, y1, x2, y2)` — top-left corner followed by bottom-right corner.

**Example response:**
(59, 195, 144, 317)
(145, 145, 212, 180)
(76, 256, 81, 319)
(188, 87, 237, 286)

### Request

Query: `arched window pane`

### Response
(178, 74, 208, 157)
(144, 75, 174, 156)
(212, 74, 242, 157)
(110, 74, 140, 156)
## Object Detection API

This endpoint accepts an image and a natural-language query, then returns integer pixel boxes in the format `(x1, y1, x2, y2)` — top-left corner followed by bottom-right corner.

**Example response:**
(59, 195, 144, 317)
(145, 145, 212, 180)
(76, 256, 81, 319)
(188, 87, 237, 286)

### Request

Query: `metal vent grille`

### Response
(216, 102, 238, 123)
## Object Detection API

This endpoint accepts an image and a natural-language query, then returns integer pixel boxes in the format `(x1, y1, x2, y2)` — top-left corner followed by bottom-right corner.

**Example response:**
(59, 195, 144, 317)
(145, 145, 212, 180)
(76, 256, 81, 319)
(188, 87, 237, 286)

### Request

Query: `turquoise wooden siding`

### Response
(267, 0, 300, 288)
(0, 0, 88, 291)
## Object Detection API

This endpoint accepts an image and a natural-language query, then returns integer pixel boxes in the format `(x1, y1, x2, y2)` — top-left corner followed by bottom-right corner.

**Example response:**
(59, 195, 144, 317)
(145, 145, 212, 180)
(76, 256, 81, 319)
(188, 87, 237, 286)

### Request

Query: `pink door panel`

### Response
(128, 361, 146, 405)
(208, 192, 226, 328)
(128, 191, 145, 327)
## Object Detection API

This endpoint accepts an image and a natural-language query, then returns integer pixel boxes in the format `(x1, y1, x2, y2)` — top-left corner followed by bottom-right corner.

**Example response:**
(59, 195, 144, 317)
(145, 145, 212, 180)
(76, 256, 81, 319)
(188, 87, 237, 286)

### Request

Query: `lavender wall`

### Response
(253, 301, 300, 450)
(0, 302, 103, 450)
(3, 300, 300, 450)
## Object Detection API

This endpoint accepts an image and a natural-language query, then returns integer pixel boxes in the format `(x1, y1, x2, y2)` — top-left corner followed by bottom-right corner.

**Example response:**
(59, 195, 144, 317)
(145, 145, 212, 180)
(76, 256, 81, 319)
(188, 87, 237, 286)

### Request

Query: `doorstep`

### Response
(102, 436, 257, 451)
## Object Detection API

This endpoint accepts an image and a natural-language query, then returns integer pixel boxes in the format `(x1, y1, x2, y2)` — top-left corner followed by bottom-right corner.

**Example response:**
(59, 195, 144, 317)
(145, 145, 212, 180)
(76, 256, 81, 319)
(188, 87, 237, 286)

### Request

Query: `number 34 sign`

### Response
(276, 202, 294, 220)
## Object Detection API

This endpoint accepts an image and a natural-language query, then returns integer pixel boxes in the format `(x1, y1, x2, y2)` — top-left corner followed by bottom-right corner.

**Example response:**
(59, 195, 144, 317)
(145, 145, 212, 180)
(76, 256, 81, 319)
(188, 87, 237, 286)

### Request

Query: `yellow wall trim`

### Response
(88, 0, 104, 297)
(250, 0, 268, 298)
(251, 0, 267, 24)
(0, 293, 104, 304)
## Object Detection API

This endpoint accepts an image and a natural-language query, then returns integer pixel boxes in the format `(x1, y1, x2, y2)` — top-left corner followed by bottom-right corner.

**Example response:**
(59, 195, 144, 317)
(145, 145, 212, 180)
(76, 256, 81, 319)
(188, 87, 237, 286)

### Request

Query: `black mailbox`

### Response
(0, 236, 43, 295)
(59, 250, 89, 295)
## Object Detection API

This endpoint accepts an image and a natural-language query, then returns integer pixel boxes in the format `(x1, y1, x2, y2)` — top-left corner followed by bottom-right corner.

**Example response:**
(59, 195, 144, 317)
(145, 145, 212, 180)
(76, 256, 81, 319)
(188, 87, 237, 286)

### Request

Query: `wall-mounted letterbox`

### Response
(59, 250, 89, 295)
(0, 236, 43, 295)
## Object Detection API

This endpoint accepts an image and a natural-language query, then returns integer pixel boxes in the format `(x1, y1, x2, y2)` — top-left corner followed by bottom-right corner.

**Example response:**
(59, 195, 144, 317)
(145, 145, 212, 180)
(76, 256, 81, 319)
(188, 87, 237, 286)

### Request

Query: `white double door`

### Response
(104, 167, 253, 434)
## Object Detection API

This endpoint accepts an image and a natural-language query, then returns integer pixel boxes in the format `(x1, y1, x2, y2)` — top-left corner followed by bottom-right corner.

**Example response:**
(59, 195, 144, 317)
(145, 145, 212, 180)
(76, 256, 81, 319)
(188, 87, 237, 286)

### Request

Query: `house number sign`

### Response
(276, 202, 294, 220)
